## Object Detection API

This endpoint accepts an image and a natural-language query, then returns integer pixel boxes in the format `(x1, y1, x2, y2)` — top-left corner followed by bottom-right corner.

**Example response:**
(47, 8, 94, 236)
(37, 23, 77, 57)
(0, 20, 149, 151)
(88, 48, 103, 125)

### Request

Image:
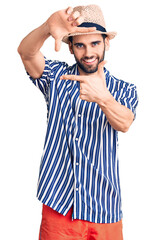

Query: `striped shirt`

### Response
(27, 57, 138, 223)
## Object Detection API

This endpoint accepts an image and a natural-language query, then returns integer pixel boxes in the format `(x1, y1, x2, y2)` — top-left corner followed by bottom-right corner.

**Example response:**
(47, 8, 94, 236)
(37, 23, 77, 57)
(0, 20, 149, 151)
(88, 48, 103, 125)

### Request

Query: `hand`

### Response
(46, 7, 96, 51)
(60, 61, 109, 104)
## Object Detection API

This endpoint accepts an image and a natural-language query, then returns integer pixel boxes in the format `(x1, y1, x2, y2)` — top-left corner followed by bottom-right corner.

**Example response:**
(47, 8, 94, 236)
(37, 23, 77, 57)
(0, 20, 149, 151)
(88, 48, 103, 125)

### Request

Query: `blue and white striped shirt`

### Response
(27, 57, 138, 223)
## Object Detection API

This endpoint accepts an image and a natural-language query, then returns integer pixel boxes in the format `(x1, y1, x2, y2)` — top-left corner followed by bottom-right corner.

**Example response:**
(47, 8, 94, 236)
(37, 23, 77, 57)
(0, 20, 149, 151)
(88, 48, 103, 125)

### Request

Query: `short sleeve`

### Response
(107, 73, 139, 120)
(26, 57, 60, 97)
(115, 82, 139, 119)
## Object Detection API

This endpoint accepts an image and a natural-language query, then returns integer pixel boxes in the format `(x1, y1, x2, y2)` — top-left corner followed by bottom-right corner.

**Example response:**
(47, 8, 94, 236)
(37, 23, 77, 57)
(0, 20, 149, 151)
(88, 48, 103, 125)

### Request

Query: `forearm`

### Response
(98, 90, 134, 132)
(17, 21, 51, 79)
(17, 22, 50, 59)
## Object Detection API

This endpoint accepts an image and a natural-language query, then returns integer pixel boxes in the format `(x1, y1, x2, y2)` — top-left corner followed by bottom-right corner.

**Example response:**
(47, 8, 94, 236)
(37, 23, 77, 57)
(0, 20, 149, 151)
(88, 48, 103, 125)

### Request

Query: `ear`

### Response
(105, 37, 110, 51)
(68, 41, 74, 54)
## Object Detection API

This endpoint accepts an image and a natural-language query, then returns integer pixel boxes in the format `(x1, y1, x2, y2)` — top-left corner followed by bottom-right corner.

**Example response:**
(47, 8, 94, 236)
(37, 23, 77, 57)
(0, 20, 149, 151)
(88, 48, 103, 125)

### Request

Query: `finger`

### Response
(98, 60, 107, 73)
(80, 88, 87, 94)
(80, 82, 86, 89)
(71, 11, 80, 19)
(74, 26, 96, 33)
(68, 10, 80, 22)
(60, 74, 84, 82)
(55, 38, 62, 52)
(72, 16, 84, 26)
(80, 94, 88, 101)
(66, 6, 73, 15)
(80, 83, 82, 90)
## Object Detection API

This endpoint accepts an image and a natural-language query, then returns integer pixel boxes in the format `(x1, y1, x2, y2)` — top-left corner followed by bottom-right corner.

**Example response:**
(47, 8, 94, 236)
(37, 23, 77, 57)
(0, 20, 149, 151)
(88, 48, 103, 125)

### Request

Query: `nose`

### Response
(84, 45, 94, 58)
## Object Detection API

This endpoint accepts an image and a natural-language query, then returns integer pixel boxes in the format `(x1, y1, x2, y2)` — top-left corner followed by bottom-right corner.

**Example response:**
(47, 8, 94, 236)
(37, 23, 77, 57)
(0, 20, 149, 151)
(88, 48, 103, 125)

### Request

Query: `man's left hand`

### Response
(60, 60, 109, 104)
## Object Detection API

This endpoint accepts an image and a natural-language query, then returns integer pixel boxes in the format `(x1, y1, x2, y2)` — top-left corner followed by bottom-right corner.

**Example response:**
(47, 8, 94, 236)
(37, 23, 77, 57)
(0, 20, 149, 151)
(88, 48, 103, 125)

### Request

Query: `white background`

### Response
(0, 0, 156, 239)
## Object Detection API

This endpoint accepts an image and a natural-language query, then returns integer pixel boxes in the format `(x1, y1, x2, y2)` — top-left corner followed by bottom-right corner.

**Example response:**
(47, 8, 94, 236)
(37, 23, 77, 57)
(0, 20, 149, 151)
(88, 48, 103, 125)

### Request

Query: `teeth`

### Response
(84, 58, 96, 63)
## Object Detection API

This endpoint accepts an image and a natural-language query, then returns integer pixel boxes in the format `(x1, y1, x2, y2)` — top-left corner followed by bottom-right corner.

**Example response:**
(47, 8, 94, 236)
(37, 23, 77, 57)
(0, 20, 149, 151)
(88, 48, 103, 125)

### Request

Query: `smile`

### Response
(82, 58, 97, 65)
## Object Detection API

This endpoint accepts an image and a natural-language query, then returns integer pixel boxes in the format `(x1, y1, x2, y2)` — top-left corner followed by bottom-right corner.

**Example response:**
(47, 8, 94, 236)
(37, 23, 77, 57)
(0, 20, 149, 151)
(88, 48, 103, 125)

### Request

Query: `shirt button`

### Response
(76, 183, 79, 190)
(76, 162, 79, 165)
(75, 138, 79, 141)
(78, 114, 81, 117)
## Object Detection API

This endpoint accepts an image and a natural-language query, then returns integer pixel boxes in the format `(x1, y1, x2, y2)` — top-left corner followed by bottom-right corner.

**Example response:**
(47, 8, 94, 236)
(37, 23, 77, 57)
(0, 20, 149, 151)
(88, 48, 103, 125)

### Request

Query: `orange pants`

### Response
(39, 204, 123, 240)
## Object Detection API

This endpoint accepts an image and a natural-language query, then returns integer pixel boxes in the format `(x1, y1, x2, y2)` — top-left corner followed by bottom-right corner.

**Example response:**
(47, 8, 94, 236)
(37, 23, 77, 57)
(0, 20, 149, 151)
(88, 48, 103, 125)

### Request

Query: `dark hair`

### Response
(68, 34, 107, 43)
(68, 36, 73, 43)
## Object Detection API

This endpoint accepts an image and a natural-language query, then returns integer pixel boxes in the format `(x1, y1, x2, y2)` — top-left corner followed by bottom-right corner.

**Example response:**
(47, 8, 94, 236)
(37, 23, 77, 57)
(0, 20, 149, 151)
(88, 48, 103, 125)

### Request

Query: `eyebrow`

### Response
(73, 43, 83, 46)
(74, 40, 102, 46)
(92, 41, 102, 44)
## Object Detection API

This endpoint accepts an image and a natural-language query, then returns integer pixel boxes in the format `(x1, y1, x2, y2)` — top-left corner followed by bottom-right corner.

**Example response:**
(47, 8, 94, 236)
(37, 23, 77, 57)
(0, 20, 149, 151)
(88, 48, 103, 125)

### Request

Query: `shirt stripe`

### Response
(27, 57, 138, 223)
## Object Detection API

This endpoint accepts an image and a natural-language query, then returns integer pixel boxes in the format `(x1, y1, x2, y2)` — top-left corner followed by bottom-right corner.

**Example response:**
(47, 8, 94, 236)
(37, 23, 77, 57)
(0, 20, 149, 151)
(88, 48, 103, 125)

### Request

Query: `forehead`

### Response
(72, 33, 103, 43)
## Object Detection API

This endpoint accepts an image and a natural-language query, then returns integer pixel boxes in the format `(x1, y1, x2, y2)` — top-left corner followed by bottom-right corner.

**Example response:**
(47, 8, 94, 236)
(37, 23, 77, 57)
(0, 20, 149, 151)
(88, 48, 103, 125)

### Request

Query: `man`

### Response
(18, 5, 138, 240)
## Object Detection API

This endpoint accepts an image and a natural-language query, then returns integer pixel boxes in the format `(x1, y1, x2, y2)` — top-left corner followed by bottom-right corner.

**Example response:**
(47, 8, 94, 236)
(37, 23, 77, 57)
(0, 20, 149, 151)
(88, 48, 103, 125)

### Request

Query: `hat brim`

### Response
(62, 30, 117, 44)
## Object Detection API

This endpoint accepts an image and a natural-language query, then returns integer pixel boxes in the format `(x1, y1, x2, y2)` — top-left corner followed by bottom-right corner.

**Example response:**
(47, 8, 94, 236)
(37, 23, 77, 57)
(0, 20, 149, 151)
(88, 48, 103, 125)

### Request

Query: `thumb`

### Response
(98, 60, 107, 74)
(55, 38, 62, 52)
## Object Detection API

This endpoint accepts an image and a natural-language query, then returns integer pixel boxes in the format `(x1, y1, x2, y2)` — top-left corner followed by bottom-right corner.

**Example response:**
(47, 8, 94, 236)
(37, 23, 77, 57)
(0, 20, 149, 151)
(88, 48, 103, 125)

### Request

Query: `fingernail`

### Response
(68, 17, 73, 21)
(67, 10, 72, 14)
(73, 22, 78, 26)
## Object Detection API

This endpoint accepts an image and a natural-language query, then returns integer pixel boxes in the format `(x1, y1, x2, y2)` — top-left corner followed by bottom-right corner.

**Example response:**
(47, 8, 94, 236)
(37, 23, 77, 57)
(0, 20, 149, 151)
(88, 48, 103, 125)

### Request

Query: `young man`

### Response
(18, 5, 138, 240)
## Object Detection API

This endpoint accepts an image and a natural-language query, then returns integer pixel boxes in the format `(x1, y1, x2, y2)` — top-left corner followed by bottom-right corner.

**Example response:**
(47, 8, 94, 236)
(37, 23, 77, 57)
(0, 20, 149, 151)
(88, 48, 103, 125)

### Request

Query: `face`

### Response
(69, 34, 109, 75)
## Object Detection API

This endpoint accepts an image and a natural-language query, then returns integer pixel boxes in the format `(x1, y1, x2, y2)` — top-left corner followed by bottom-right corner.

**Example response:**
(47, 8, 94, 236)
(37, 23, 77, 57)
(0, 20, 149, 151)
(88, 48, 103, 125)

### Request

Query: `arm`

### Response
(17, 7, 96, 79)
(60, 61, 136, 133)
(17, 22, 50, 79)
(97, 90, 134, 132)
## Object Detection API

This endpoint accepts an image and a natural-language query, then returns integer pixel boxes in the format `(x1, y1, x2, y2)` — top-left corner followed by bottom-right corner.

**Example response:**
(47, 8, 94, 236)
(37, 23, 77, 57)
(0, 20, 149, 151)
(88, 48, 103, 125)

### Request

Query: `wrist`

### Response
(41, 21, 51, 39)
(97, 89, 112, 107)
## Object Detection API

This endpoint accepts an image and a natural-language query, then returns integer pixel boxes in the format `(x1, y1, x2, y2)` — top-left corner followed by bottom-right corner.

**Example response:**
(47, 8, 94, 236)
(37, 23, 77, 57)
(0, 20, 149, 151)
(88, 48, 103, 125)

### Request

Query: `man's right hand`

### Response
(46, 7, 96, 51)
(18, 6, 96, 79)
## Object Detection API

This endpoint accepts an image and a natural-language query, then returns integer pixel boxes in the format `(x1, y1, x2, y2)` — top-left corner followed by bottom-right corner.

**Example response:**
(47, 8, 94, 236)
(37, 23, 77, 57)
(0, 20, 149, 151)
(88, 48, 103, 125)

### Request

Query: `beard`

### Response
(73, 50, 105, 74)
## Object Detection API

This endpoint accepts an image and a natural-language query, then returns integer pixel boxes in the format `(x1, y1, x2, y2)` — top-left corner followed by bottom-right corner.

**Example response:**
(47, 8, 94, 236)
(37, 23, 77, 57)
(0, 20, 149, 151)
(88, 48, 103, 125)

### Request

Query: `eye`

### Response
(75, 43, 84, 48)
(92, 41, 101, 46)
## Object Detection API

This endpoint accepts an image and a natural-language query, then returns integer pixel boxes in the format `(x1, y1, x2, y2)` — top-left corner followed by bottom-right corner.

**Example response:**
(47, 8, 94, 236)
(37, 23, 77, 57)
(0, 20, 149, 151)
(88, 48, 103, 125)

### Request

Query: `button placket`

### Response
(74, 112, 82, 141)
(75, 183, 79, 191)
(74, 111, 81, 193)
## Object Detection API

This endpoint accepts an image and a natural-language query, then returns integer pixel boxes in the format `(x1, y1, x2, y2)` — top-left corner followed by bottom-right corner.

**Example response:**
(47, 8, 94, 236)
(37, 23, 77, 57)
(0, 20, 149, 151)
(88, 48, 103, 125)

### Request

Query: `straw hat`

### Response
(62, 4, 117, 44)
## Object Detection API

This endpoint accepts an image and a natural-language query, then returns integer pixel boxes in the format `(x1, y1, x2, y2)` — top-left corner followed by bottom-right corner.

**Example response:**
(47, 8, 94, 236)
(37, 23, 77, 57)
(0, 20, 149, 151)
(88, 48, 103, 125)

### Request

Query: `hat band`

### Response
(78, 22, 107, 33)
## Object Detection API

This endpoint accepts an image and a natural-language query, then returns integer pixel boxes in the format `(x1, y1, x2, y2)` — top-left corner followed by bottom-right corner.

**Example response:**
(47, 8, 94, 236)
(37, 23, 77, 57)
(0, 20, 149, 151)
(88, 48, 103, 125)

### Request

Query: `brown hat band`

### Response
(78, 22, 107, 33)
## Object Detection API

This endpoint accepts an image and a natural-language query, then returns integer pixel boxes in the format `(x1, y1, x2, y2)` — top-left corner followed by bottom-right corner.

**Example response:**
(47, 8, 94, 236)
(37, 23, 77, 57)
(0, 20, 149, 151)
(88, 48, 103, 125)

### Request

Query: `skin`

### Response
(61, 34, 134, 132)
(18, 6, 134, 132)
(68, 34, 107, 74)
(17, 7, 96, 79)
